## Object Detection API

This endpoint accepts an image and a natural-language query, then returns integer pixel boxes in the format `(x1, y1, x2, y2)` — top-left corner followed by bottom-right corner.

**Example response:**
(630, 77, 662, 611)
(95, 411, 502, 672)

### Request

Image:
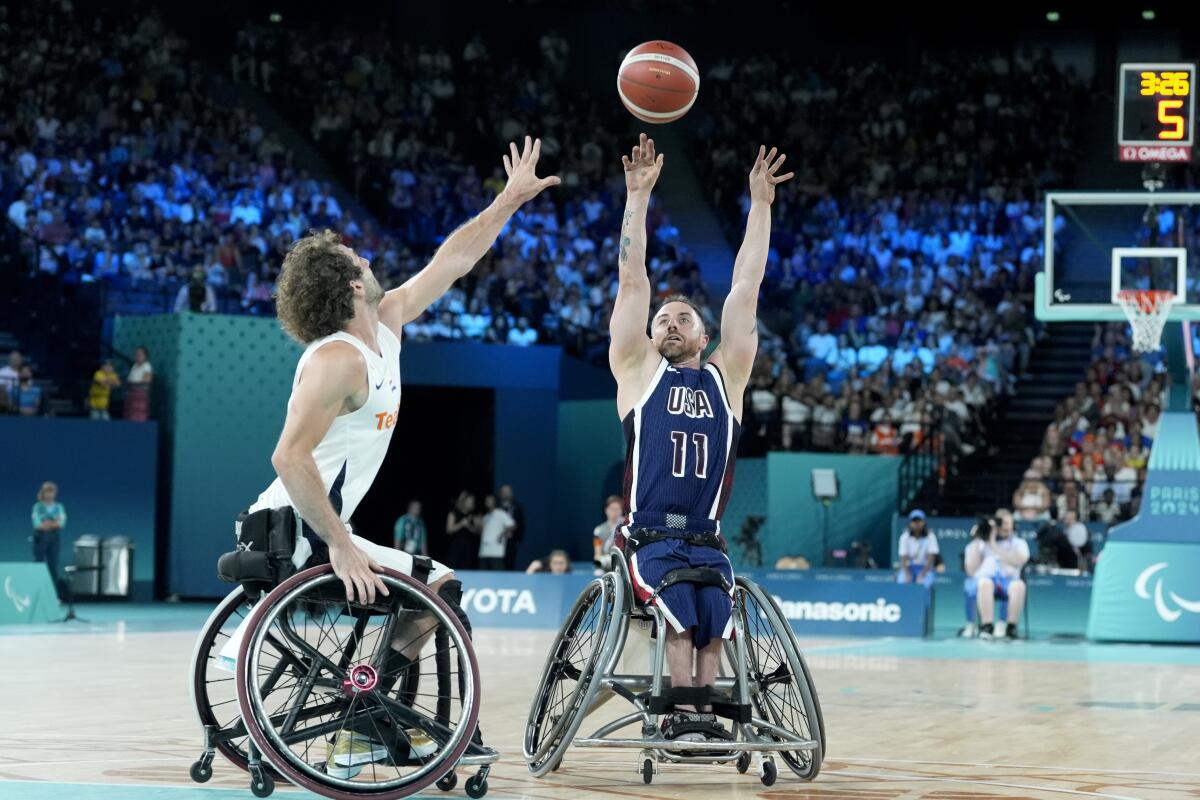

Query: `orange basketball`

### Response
(617, 40, 699, 124)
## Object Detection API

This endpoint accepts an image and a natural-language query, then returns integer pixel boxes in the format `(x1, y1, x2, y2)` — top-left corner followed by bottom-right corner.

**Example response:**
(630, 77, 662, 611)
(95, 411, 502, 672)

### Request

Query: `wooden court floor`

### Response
(1, 606, 1198, 800)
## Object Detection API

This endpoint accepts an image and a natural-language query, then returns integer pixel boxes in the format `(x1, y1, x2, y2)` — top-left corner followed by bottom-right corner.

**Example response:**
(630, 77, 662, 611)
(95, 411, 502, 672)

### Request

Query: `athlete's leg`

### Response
(347, 532, 457, 659)
(976, 576, 996, 625)
(665, 626, 696, 708)
(1004, 578, 1026, 623)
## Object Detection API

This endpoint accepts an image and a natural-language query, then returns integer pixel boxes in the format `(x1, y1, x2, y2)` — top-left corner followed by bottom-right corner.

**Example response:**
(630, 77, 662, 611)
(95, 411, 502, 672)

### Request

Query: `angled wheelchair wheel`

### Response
(235, 565, 480, 799)
(733, 577, 825, 781)
(524, 572, 624, 777)
(190, 585, 285, 781)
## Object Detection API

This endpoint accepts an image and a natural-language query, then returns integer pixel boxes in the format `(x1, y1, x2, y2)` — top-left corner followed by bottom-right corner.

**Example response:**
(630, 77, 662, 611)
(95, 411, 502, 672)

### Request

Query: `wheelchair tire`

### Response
(189, 586, 285, 782)
(734, 577, 825, 781)
(524, 573, 624, 776)
(235, 565, 481, 799)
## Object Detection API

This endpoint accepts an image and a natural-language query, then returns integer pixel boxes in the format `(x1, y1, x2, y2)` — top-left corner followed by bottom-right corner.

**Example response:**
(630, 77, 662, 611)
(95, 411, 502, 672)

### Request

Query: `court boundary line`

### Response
(838, 756, 1200, 778)
(835, 769, 1145, 800)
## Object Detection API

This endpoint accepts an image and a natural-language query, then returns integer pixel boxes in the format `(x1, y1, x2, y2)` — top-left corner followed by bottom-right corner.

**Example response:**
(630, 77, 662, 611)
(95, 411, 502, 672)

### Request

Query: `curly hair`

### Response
(275, 230, 360, 344)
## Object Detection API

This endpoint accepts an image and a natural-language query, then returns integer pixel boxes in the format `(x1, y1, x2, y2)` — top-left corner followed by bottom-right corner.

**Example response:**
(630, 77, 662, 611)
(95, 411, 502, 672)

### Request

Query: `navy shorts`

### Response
(629, 539, 734, 650)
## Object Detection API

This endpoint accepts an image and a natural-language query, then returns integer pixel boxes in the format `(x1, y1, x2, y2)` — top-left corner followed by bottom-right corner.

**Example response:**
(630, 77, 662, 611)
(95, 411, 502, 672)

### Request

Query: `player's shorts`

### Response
(293, 521, 454, 585)
(628, 538, 734, 650)
(964, 573, 1016, 600)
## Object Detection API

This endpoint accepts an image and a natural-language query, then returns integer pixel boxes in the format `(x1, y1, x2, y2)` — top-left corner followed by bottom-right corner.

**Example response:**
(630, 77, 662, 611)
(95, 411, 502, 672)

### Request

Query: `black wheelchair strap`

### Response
(411, 555, 433, 585)
(649, 686, 751, 724)
(625, 528, 723, 553)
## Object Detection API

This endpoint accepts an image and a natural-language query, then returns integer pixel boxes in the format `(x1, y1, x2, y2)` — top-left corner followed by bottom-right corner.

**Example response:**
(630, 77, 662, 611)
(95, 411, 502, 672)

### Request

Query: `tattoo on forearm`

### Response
(619, 209, 633, 264)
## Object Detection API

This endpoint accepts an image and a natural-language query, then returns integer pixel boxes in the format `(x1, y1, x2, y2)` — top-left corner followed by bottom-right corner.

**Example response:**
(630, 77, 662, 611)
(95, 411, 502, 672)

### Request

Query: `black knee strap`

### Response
(437, 579, 471, 638)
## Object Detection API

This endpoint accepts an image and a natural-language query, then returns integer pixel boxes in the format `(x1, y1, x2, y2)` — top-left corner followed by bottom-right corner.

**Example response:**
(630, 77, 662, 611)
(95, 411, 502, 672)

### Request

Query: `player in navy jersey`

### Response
(609, 133, 792, 742)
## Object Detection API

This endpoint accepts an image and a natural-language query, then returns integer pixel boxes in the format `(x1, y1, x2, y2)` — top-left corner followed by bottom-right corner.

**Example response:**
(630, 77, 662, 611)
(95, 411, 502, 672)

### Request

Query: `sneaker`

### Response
(404, 728, 437, 758)
(957, 622, 976, 638)
(1005, 624, 1020, 641)
(326, 731, 390, 779)
(978, 623, 994, 641)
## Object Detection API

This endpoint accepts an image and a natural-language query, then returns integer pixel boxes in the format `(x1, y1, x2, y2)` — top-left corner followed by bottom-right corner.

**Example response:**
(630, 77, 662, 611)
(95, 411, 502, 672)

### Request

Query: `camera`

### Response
(972, 516, 994, 540)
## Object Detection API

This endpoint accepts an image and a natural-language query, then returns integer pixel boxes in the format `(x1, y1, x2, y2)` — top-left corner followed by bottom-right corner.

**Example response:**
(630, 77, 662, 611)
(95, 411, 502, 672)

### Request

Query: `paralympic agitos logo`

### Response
(1134, 562, 1200, 622)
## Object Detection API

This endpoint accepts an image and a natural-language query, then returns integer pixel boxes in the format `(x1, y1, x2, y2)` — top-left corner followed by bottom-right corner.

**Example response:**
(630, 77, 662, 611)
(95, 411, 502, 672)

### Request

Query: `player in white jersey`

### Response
(239, 137, 558, 776)
(252, 136, 558, 604)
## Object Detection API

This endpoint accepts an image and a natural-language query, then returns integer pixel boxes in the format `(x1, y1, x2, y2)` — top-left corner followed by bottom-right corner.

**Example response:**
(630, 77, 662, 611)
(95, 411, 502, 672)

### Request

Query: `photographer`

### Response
(963, 509, 1029, 640)
(896, 509, 938, 589)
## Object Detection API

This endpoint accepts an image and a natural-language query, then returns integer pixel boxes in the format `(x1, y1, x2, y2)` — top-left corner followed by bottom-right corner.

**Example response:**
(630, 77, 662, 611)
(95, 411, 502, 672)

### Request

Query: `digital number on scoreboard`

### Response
(1117, 63, 1195, 162)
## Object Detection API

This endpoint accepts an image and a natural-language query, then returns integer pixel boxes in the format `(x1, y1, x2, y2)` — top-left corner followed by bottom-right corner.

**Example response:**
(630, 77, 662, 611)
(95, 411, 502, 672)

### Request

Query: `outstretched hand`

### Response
(500, 135, 561, 206)
(748, 145, 794, 205)
(622, 132, 664, 197)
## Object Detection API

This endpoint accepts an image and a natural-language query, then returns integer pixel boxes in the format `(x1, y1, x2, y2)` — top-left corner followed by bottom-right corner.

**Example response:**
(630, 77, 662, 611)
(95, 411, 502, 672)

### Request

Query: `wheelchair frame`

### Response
(524, 549, 825, 786)
(189, 564, 498, 799)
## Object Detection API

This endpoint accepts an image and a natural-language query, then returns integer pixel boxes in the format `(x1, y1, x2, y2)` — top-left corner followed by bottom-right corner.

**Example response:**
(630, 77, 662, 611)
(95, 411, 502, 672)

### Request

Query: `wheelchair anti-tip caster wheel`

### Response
(465, 773, 489, 798)
(249, 764, 275, 797)
(759, 757, 777, 787)
(641, 758, 654, 784)
(735, 752, 751, 774)
(436, 770, 458, 791)
(189, 756, 213, 783)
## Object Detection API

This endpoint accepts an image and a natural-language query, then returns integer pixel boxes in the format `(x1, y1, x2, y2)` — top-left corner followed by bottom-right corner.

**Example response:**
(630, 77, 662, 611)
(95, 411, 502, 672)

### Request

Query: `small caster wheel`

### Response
(735, 752, 751, 774)
(641, 758, 654, 785)
(465, 774, 489, 798)
(250, 766, 275, 797)
(189, 758, 213, 783)
(759, 758, 777, 787)
(437, 771, 458, 791)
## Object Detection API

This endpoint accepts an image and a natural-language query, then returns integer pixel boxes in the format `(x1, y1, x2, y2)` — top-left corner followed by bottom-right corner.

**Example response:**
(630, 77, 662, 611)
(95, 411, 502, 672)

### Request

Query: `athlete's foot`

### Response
(978, 622, 995, 640)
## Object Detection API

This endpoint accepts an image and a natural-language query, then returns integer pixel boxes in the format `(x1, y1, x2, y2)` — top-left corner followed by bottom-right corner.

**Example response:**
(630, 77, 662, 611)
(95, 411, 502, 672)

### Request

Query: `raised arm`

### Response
(379, 136, 560, 334)
(710, 146, 793, 398)
(609, 134, 664, 403)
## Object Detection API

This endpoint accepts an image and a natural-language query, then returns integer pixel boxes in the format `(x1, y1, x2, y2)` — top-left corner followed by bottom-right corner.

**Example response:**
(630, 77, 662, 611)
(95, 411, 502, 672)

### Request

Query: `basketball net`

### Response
(1116, 290, 1176, 353)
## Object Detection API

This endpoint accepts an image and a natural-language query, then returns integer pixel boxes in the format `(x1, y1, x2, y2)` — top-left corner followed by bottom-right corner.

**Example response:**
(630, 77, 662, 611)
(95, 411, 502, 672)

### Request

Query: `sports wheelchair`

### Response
(523, 544, 825, 786)
(188, 511, 497, 799)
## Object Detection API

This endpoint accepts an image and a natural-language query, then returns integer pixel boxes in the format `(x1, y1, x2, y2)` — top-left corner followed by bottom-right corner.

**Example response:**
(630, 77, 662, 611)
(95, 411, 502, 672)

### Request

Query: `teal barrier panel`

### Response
(0, 564, 61, 624)
(1088, 541, 1200, 642)
(930, 572, 1092, 638)
(766, 452, 900, 567)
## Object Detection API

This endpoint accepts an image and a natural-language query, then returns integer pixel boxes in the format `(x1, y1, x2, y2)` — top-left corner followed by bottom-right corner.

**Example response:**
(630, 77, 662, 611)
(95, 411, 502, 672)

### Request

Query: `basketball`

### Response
(617, 40, 699, 124)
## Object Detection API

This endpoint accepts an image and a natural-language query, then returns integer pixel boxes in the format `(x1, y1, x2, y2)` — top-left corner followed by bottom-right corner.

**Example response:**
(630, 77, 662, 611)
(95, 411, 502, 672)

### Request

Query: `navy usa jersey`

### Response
(622, 358, 741, 535)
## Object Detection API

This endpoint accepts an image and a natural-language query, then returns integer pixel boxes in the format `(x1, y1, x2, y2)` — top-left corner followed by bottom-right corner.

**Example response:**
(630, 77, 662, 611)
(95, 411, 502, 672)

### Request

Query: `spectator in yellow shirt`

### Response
(88, 359, 121, 420)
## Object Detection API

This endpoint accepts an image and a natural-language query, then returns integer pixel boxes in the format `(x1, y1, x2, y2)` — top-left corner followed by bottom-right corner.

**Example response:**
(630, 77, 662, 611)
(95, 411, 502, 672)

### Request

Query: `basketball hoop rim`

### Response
(1116, 289, 1177, 314)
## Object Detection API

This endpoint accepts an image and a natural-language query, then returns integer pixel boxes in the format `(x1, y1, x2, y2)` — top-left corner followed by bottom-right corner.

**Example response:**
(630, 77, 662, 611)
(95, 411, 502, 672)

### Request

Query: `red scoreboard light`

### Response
(1117, 63, 1195, 162)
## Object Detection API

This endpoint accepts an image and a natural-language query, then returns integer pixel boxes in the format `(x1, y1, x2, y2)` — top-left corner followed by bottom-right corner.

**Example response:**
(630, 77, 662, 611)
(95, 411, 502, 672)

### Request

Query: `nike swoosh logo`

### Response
(374, 379, 385, 390)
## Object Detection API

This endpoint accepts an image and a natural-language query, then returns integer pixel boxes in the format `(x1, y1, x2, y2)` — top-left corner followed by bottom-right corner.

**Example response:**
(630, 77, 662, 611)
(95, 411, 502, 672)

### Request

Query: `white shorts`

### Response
(291, 524, 453, 584)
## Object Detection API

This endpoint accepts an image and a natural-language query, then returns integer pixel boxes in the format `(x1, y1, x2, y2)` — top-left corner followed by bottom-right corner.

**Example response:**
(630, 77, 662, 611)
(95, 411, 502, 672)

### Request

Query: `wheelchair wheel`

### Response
(235, 565, 480, 799)
(524, 572, 624, 777)
(190, 586, 285, 781)
(733, 577, 825, 781)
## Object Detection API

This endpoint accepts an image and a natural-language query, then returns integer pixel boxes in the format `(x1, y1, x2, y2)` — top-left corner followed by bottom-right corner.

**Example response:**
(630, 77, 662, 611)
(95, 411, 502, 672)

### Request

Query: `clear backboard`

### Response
(1035, 192, 1200, 322)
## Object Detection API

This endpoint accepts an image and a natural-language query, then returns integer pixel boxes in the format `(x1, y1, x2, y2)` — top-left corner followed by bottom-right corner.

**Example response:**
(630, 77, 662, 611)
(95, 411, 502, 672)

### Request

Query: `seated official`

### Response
(896, 508, 938, 589)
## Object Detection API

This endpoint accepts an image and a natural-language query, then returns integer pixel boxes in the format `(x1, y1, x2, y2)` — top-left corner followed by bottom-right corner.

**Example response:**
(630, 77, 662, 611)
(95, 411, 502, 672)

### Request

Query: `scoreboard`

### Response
(1117, 63, 1195, 162)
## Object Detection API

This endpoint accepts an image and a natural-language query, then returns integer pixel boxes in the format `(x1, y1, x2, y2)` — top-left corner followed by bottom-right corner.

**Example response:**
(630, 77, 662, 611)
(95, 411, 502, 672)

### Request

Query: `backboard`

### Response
(1035, 192, 1200, 322)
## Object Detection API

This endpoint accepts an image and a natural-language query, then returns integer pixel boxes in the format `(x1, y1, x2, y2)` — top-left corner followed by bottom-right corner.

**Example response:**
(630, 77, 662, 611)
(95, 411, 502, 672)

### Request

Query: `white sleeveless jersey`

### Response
(250, 323, 402, 522)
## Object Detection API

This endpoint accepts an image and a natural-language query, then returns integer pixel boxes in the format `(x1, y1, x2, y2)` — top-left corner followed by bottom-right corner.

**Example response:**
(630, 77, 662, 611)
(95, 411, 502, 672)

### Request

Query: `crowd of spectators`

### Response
(1012, 322, 1163, 532)
(687, 51, 1086, 454)
(230, 23, 700, 360)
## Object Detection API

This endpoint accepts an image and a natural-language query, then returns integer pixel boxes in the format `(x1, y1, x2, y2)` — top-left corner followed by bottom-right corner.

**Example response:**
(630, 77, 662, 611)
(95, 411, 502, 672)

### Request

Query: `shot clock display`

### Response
(1117, 63, 1195, 162)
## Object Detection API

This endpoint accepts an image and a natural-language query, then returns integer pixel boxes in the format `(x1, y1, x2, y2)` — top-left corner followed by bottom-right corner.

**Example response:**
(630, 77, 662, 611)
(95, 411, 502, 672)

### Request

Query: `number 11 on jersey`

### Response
(670, 431, 708, 479)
